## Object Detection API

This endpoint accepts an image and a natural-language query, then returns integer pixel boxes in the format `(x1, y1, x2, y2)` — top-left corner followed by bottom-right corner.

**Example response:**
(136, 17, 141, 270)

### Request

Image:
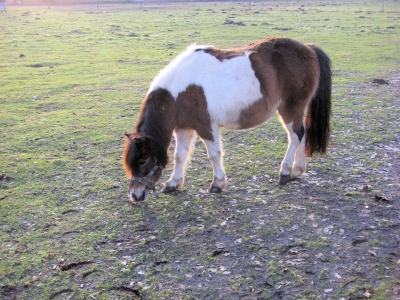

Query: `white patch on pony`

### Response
(164, 128, 196, 189)
(201, 123, 226, 190)
(148, 47, 263, 129)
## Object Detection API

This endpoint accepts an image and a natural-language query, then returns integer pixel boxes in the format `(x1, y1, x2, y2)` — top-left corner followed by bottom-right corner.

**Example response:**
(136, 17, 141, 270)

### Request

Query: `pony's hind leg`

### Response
(278, 120, 305, 185)
(162, 128, 195, 193)
(292, 128, 306, 179)
(201, 125, 226, 193)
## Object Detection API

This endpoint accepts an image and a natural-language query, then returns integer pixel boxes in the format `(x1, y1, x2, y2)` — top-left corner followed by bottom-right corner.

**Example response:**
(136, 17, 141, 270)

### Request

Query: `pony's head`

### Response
(123, 133, 163, 202)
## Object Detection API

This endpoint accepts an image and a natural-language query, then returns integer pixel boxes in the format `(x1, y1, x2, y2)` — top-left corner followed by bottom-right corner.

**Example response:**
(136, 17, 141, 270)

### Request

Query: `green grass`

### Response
(1, 1, 400, 299)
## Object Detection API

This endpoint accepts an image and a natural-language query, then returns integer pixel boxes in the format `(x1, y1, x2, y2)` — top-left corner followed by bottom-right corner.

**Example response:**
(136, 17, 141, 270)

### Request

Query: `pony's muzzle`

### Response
(129, 190, 138, 203)
(128, 186, 147, 203)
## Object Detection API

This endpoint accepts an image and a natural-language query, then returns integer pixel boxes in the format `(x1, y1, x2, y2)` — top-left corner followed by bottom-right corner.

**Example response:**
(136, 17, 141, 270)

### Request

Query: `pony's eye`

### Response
(138, 154, 149, 166)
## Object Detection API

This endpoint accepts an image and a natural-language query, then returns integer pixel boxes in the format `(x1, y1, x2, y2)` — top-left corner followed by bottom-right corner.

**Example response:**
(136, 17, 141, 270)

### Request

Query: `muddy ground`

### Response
(52, 74, 400, 299)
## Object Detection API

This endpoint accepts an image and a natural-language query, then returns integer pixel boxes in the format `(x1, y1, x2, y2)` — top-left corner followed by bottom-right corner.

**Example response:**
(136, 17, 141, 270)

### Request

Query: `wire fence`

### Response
(4, 0, 342, 6)
(4, 0, 385, 13)
(7, 0, 248, 5)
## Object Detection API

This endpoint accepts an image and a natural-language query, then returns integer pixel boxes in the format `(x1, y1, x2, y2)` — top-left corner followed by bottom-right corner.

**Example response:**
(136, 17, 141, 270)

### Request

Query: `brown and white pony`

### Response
(123, 37, 332, 202)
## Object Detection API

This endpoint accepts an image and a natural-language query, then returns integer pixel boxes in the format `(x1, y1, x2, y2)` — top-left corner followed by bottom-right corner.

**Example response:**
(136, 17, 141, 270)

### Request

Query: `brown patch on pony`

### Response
(238, 97, 270, 129)
(238, 53, 280, 129)
(175, 84, 213, 141)
(200, 48, 247, 62)
(239, 37, 319, 130)
(247, 37, 320, 142)
(272, 40, 319, 146)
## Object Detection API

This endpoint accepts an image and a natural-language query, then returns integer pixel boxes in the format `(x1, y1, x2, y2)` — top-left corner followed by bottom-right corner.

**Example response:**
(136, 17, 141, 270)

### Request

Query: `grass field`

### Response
(1, 1, 399, 299)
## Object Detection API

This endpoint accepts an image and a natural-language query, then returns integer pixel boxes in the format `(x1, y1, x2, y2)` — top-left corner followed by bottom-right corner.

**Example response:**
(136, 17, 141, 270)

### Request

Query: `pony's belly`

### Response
(209, 102, 252, 130)
(219, 111, 272, 130)
(220, 119, 242, 130)
(213, 96, 279, 130)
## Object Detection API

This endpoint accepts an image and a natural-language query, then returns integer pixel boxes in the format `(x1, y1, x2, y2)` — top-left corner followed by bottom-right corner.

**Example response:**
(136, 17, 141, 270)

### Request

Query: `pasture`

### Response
(0, 0, 399, 299)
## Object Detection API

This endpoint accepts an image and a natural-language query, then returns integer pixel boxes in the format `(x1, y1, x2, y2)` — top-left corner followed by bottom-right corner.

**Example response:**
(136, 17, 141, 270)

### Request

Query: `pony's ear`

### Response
(133, 136, 145, 144)
(125, 133, 143, 141)
(131, 135, 148, 149)
(125, 133, 147, 150)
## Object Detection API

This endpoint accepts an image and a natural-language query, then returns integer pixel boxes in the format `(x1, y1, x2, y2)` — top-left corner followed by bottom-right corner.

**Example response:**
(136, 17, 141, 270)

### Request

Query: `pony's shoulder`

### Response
(148, 44, 213, 93)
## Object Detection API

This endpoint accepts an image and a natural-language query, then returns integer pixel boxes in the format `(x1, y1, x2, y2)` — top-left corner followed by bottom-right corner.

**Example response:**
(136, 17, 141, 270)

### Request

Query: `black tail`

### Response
(305, 45, 332, 157)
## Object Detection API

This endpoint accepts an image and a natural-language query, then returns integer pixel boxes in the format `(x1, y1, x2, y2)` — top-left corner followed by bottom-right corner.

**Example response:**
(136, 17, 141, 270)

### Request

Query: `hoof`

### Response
(290, 173, 299, 181)
(278, 174, 291, 185)
(291, 167, 305, 180)
(208, 185, 222, 193)
(162, 184, 178, 193)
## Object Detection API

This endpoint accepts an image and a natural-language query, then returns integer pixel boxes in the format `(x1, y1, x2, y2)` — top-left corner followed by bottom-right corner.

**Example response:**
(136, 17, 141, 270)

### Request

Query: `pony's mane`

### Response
(187, 44, 214, 51)
(123, 133, 140, 177)
(133, 88, 176, 168)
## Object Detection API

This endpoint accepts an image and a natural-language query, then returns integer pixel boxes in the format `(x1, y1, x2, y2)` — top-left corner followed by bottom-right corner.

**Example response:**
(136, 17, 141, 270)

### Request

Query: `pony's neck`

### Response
(135, 88, 176, 167)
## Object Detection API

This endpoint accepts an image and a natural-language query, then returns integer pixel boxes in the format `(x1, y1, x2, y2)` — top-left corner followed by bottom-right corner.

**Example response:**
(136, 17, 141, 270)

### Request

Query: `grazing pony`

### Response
(123, 37, 332, 202)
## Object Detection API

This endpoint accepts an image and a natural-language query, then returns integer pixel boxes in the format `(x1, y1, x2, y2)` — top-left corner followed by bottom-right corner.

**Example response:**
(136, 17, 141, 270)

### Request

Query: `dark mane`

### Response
(123, 132, 141, 177)
(133, 88, 176, 167)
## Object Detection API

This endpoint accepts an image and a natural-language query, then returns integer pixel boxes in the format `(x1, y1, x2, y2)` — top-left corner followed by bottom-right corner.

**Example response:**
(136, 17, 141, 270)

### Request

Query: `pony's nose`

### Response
(129, 190, 138, 202)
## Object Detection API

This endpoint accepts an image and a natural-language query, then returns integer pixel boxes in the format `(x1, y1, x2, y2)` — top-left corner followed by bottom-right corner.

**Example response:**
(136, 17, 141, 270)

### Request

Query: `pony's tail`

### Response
(305, 45, 332, 157)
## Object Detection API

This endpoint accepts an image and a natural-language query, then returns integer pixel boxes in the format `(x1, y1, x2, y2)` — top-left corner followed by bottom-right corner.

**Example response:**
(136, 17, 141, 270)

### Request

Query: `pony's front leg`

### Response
(162, 128, 195, 193)
(202, 127, 226, 193)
